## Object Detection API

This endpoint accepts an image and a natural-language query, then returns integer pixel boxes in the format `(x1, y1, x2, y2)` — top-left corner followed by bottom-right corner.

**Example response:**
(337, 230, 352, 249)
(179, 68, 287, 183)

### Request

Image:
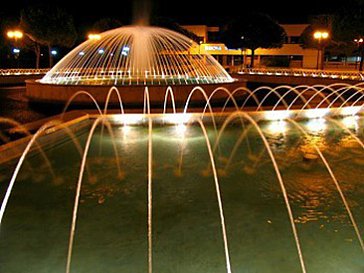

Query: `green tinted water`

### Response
(0, 118, 363, 273)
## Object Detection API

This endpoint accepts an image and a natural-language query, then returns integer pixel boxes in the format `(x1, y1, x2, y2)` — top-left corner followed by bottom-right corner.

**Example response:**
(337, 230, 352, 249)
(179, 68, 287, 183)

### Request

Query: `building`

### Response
(182, 24, 320, 70)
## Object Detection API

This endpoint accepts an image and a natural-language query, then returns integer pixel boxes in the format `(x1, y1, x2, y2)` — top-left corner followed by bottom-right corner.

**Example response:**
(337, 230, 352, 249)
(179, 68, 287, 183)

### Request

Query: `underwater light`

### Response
(263, 110, 291, 121)
(266, 120, 287, 135)
(112, 114, 144, 125)
(339, 106, 361, 117)
(175, 124, 187, 136)
(305, 118, 327, 133)
(163, 113, 193, 124)
(304, 108, 330, 119)
(341, 115, 359, 129)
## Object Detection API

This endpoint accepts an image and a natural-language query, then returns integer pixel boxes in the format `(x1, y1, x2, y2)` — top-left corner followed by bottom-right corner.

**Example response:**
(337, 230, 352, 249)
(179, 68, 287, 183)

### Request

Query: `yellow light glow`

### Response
(263, 110, 291, 121)
(163, 113, 193, 124)
(304, 108, 329, 119)
(305, 118, 327, 133)
(88, 33, 101, 40)
(112, 114, 144, 125)
(339, 106, 361, 116)
(341, 116, 359, 129)
(266, 120, 287, 135)
(313, 32, 322, 39)
(313, 31, 329, 40)
(7, 30, 23, 39)
(121, 125, 132, 134)
(321, 32, 329, 39)
(175, 124, 187, 136)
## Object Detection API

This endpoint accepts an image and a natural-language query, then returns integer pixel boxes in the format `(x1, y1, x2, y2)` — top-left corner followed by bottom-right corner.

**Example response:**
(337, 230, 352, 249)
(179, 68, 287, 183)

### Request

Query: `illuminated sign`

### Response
(205, 45, 222, 51)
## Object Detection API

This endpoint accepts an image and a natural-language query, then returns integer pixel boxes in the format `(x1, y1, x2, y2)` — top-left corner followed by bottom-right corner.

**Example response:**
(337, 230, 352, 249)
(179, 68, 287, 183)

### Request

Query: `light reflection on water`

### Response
(0, 116, 363, 272)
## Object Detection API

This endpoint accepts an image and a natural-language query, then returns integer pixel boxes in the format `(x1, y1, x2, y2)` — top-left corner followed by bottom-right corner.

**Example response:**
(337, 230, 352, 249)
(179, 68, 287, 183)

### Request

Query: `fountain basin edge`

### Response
(25, 79, 246, 106)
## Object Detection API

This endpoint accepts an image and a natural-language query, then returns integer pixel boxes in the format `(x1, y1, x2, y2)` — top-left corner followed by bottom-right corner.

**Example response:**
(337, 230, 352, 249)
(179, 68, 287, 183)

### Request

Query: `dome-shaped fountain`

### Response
(26, 26, 242, 105)
(41, 26, 233, 86)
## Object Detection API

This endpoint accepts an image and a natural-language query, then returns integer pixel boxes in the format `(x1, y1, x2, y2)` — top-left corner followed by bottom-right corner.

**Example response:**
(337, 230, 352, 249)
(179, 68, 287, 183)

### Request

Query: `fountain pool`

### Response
(0, 112, 363, 273)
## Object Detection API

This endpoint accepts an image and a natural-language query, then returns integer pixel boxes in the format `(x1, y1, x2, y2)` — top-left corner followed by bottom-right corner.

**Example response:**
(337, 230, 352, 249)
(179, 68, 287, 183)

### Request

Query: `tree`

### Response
(0, 17, 19, 68)
(20, 4, 77, 67)
(331, 2, 364, 71)
(222, 13, 286, 68)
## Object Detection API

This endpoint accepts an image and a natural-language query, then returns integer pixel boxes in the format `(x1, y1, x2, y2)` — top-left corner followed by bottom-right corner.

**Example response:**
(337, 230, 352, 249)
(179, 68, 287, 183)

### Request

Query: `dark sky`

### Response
(1, 0, 345, 27)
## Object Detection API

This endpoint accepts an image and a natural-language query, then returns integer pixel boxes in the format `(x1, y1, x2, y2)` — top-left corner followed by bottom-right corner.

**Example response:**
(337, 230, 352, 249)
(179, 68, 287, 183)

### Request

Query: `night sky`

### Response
(0, 0, 346, 27)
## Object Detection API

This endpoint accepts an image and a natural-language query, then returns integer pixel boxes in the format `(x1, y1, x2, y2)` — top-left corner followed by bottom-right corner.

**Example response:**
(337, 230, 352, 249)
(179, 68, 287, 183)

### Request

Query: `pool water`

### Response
(0, 116, 363, 273)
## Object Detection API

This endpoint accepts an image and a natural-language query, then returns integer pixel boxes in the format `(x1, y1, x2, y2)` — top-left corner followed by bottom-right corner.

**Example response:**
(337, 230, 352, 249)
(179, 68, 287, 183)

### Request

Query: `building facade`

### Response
(183, 24, 320, 70)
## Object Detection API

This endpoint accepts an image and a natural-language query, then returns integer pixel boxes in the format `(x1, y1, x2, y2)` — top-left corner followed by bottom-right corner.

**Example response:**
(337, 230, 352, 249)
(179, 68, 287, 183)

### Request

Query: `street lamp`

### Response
(7, 30, 23, 40)
(199, 40, 203, 54)
(240, 36, 245, 69)
(313, 31, 329, 70)
(7, 30, 24, 68)
(354, 38, 363, 70)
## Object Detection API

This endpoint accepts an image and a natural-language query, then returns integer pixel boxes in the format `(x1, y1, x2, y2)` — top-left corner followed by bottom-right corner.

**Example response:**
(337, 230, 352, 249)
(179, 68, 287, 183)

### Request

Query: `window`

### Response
(289, 36, 300, 44)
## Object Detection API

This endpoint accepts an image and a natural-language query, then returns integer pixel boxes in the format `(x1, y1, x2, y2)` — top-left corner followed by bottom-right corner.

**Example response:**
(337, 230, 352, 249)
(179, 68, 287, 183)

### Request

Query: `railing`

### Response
(0, 69, 49, 76)
(238, 68, 364, 81)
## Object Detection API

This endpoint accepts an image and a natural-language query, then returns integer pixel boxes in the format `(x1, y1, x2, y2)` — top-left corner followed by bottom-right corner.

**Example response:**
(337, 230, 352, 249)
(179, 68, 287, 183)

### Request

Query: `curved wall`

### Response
(26, 79, 246, 107)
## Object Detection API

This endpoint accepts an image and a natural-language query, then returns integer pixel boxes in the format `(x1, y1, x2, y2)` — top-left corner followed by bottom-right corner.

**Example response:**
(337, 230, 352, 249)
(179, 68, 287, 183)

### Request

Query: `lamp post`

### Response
(199, 40, 203, 55)
(354, 38, 363, 71)
(7, 30, 24, 68)
(313, 31, 329, 70)
(7, 29, 43, 68)
(240, 36, 245, 69)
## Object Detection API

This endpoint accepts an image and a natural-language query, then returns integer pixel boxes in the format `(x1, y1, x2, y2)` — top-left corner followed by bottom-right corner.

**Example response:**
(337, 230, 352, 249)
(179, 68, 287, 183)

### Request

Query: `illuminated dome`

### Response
(40, 25, 233, 86)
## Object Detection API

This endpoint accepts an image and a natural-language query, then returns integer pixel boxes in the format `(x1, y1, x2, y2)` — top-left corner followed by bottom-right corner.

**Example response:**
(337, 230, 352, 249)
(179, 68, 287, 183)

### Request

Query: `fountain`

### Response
(1, 83, 364, 273)
(2, 19, 364, 273)
(25, 25, 242, 105)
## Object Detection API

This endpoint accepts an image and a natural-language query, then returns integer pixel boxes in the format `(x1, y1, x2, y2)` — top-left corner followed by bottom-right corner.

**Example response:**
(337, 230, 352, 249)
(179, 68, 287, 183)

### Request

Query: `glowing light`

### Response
(12, 48, 20, 54)
(120, 125, 132, 135)
(88, 34, 101, 40)
(121, 46, 130, 56)
(112, 114, 144, 125)
(175, 124, 187, 136)
(313, 32, 321, 39)
(341, 116, 359, 129)
(339, 106, 361, 116)
(263, 110, 291, 121)
(51, 50, 57, 56)
(321, 32, 329, 39)
(266, 120, 287, 135)
(0, 68, 49, 76)
(7, 30, 23, 39)
(163, 113, 193, 124)
(79, 51, 85, 56)
(238, 68, 363, 82)
(40, 26, 233, 86)
(205, 45, 222, 51)
(304, 108, 329, 119)
(314, 31, 329, 40)
(305, 118, 327, 133)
